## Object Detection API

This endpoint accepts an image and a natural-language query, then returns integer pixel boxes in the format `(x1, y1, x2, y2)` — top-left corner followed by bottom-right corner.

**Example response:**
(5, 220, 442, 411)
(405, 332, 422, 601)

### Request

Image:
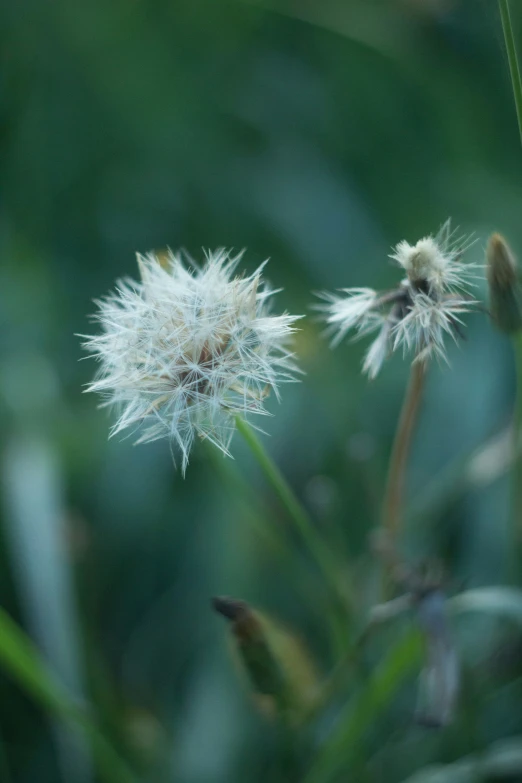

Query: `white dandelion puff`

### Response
(391, 292, 475, 363)
(318, 287, 379, 348)
(390, 219, 479, 295)
(81, 249, 301, 473)
(362, 317, 395, 379)
(317, 220, 481, 377)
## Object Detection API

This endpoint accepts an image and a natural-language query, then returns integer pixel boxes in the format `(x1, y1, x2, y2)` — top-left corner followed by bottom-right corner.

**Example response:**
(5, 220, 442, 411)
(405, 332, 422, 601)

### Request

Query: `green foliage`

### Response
(2, 1, 522, 782)
(401, 736, 522, 782)
(0, 607, 134, 783)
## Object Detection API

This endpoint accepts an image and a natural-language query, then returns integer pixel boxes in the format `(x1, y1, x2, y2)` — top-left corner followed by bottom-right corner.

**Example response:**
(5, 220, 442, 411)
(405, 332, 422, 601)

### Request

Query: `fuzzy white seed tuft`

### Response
(81, 250, 301, 473)
(317, 220, 480, 377)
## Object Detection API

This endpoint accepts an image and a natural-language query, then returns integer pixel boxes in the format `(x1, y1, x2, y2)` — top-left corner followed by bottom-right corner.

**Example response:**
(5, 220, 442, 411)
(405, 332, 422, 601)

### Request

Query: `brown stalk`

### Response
(381, 360, 427, 546)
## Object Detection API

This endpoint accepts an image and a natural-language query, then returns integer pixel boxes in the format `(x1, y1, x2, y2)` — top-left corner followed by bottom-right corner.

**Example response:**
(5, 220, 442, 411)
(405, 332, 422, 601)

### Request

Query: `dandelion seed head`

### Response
(82, 249, 301, 473)
(317, 288, 377, 346)
(391, 294, 475, 365)
(317, 219, 480, 377)
(392, 237, 448, 293)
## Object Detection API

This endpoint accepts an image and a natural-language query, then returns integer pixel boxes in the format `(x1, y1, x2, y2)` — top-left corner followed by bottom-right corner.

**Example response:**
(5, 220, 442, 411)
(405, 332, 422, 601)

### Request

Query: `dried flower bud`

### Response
(213, 596, 318, 723)
(487, 233, 522, 333)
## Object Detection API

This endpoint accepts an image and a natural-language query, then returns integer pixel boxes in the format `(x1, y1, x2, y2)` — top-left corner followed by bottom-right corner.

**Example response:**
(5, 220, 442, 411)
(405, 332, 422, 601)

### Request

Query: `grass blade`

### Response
(304, 628, 423, 783)
(0, 606, 136, 783)
(499, 0, 522, 147)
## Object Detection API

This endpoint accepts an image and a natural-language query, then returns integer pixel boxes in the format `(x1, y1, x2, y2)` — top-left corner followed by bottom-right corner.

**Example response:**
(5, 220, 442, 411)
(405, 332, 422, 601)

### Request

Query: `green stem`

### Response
(498, 0, 522, 580)
(499, 0, 522, 146)
(277, 714, 301, 783)
(0, 606, 135, 783)
(0, 729, 13, 783)
(381, 361, 426, 546)
(206, 442, 324, 610)
(513, 334, 522, 564)
(235, 418, 350, 651)
(380, 361, 426, 596)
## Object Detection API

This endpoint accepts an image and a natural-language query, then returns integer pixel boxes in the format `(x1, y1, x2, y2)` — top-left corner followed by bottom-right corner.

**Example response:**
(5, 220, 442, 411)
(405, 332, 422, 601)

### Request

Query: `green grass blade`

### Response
(0, 607, 136, 783)
(400, 735, 522, 782)
(304, 628, 423, 783)
(499, 0, 522, 146)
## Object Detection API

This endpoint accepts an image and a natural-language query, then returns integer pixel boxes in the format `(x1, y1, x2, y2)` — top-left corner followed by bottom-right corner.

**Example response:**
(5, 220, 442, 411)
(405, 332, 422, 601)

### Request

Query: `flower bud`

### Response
(212, 596, 318, 723)
(487, 233, 522, 333)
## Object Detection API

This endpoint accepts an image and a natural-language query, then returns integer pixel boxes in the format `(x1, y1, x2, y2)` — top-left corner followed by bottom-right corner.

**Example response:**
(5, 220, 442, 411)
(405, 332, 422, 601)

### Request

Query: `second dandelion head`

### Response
(317, 220, 480, 378)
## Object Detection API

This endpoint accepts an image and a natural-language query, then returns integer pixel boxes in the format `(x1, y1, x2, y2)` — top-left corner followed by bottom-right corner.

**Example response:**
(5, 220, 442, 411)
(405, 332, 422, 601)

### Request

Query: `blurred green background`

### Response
(2, 0, 522, 781)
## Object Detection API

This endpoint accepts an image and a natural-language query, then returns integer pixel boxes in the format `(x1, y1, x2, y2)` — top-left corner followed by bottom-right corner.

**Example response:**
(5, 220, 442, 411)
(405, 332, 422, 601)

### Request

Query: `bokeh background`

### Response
(2, 0, 522, 781)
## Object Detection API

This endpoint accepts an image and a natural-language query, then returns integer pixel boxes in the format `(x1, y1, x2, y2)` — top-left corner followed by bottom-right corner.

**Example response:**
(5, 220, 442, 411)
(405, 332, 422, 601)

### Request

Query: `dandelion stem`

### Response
(205, 441, 322, 608)
(499, 0, 522, 147)
(235, 417, 350, 651)
(381, 361, 427, 550)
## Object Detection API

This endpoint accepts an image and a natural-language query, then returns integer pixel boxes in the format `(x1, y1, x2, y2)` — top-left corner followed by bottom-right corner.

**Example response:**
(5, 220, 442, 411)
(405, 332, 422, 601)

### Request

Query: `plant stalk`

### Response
(381, 361, 427, 547)
(235, 417, 350, 651)
(498, 0, 522, 571)
(499, 0, 522, 147)
(513, 334, 522, 555)
(0, 729, 12, 783)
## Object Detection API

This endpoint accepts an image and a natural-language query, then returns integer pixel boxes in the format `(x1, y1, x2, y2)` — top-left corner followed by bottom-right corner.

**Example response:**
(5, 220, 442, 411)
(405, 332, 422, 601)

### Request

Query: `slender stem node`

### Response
(381, 361, 427, 547)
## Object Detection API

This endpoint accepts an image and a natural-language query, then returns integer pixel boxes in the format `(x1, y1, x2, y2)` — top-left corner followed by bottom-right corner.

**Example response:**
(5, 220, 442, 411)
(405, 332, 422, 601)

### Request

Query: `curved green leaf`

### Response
(304, 628, 423, 783)
(401, 736, 522, 782)
(0, 607, 135, 783)
(450, 586, 522, 623)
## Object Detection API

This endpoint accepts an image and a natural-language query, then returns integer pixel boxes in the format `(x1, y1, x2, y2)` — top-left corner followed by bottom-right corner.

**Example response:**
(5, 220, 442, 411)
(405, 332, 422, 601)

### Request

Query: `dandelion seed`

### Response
(317, 220, 480, 377)
(81, 249, 301, 473)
